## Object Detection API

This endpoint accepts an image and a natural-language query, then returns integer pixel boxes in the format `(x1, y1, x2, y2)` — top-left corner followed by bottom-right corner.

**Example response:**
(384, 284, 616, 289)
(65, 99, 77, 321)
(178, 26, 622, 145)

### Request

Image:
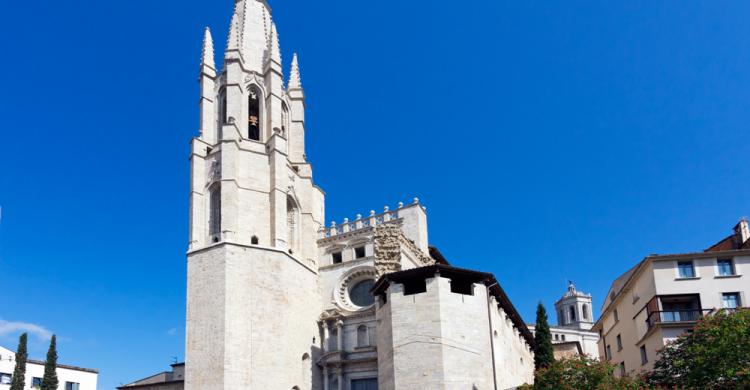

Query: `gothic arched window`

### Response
(287, 195, 299, 253)
(281, 102, 290, 137)
(569, 305, 576, 322)
(217, 89, 227, 141)
(357, 325, 369, 347)
(209, 184, 221, 242)
(248, 86, 261, 141)
(582, 304, 589, 320)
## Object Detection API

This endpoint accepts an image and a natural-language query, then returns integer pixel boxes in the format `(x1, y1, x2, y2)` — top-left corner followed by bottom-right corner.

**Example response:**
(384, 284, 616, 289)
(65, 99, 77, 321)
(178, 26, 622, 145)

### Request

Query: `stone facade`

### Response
(182, 1, 536, 389)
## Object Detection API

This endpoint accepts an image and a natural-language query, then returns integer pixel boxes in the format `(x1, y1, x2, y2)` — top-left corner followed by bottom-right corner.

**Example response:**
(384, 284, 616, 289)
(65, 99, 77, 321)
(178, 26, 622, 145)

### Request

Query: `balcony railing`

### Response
(647, 309, 713, 329)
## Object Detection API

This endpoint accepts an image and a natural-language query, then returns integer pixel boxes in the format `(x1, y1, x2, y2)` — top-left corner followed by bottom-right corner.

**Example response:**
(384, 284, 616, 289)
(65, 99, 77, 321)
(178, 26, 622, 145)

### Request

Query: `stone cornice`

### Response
(187, 241, 317, 275)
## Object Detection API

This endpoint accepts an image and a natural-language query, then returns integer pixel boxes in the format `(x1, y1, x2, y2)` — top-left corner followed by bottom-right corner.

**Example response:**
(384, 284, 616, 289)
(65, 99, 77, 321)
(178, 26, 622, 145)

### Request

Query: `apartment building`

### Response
(0, 346, 97, 390)
(592, 219, 750, 376)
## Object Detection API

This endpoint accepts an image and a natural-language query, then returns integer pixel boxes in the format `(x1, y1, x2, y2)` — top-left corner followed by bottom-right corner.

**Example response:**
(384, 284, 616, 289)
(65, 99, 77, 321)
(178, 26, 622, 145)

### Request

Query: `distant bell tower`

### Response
(555, 281, 594, 330)
(185, 1, 325, 389)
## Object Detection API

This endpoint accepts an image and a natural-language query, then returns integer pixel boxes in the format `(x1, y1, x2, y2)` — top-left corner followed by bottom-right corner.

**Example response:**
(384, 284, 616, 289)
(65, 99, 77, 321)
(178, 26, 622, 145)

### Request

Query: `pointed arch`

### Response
(218, 87, 227, 141)
(281, 101, 290, 138)
(208, 183, 221, 243)
(248, 84, 263, 141)
(286, 193, 300, 254)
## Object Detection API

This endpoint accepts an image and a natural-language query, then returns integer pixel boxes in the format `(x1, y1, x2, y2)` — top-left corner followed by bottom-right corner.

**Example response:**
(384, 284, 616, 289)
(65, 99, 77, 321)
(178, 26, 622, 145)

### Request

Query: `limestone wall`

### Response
(185, 244, 322, 390)
(377, 275, 534, 390)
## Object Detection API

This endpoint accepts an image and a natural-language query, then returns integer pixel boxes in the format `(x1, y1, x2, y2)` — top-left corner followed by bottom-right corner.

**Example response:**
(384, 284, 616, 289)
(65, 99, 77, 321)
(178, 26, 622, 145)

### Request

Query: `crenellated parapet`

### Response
(318, 198, 423, 240)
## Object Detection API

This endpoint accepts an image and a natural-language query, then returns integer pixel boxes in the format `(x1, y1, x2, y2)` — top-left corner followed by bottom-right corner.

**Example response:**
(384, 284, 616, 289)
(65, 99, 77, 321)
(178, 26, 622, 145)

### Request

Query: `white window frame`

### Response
(716, 258, 736, 277)
(676, 260, 698, 279)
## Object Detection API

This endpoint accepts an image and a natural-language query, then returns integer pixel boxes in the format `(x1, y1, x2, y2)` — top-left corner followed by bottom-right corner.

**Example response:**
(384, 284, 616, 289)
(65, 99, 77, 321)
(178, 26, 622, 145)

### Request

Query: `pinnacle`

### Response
(288, 53, 302, 90)
(226, 12, 241, 52)
(268, 23, 281, 65)
(202, 27, 216, 69)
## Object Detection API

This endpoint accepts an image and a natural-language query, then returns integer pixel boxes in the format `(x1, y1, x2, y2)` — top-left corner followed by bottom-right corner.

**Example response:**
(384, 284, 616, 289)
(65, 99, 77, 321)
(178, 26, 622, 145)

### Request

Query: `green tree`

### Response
(534, 302, 554, 369)
(9, 333, 28, 390)
(40, 335, 58, 390)
(521, 356, 649, 390)
(648, 308, 750, 389)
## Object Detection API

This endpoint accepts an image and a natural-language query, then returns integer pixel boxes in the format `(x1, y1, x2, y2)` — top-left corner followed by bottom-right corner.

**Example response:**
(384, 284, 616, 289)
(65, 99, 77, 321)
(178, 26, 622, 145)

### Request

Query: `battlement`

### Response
(319, 198, 424, 240)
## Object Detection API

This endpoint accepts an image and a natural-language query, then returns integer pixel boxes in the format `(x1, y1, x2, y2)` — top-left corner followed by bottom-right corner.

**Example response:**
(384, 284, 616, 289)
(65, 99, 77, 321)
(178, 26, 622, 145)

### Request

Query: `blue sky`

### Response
(1, 0, 749, 388)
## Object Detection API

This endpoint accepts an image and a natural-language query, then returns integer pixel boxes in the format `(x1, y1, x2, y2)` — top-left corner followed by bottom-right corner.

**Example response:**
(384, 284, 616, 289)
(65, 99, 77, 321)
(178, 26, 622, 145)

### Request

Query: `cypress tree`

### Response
(40, 335, 58, 390)
(9, 333, 27, 390)
(533, 302, 555, 369)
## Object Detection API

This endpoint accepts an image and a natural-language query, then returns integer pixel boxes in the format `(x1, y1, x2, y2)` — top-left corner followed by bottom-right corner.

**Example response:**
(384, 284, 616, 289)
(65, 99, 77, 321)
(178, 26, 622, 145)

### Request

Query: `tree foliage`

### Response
(9, 333, 27, 390)
(647, 309, 750, 389)
(534, 302, 554, 369)
(40, 335, 59, 390)
(521, 356, 648, 390)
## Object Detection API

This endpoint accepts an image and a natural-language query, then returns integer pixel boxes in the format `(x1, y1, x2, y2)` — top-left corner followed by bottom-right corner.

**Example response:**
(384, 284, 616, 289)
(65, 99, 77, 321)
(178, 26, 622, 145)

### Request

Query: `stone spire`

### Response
(226, 12, 241, 53)
(238, 0, 272, 71)
(288, 53, 302, 90)
(268, 22, 281, 66)
(201, 27, 215, 70)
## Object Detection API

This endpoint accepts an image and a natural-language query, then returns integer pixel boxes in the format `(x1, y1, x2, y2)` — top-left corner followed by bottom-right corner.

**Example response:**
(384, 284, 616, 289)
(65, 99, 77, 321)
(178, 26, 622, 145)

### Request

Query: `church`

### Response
(181, 1, 535, 389)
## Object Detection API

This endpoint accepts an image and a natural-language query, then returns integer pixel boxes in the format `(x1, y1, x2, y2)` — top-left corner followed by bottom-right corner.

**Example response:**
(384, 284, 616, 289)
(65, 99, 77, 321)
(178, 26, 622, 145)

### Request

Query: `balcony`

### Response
(647, 309, 712, 328)
(644, 294, 708, 330)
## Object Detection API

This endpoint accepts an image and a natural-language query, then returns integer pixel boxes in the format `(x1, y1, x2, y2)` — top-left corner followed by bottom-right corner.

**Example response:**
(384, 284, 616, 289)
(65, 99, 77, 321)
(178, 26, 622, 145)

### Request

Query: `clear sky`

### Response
(1, 0, 749, 388)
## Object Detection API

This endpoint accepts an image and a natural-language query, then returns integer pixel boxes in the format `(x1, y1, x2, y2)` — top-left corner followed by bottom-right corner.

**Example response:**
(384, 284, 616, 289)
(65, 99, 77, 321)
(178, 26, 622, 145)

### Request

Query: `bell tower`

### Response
(555, 281, 594, 330)
(185, 1, 325, 388)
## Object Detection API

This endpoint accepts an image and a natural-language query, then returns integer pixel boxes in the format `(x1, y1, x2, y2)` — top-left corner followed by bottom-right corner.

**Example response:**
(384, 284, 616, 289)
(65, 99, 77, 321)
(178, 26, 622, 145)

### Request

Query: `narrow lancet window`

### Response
(209, 184, 221, 242)
(248, 87, 261, 140)
(287, 195, 299, 253)
(281, 102, 290, 137)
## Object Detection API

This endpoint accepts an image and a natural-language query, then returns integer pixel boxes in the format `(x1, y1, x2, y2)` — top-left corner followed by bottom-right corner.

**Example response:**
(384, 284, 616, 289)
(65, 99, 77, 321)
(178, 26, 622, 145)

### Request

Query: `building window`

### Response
(559, 310, 565, 325)
(554, 334, 559, 341)
(677, 261, 696, 278)
(354, 246, 366, 259)
(66, 383, 80, 390)
(582, 304, 589, 320)
(32, 378, 43, 388)
(332, 251, 343, 264)
(356, 325, 369, 347)
(613, 308, 619, 322)
(209, 184, 221, 242)
(640, 345, 648, 365)
(281, 102, 290, 137)
(606, 345, 612, 360)
(349, 280, 376, 307)
(619, 362, 626, 377)
(0, 373, 11, 385)
(561, 334, 565, 341)
(717, 259, 735, 276)
(351, 378, 378, 390)
(569, 306, 576, 321)
(616, 334, 623, 351)
(286, 196, 299, 254)
(219, 89, 227, 125)
(722, 293, 741, 309)
(248, 86, 261, 140)
(251, 235, 259, 245)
